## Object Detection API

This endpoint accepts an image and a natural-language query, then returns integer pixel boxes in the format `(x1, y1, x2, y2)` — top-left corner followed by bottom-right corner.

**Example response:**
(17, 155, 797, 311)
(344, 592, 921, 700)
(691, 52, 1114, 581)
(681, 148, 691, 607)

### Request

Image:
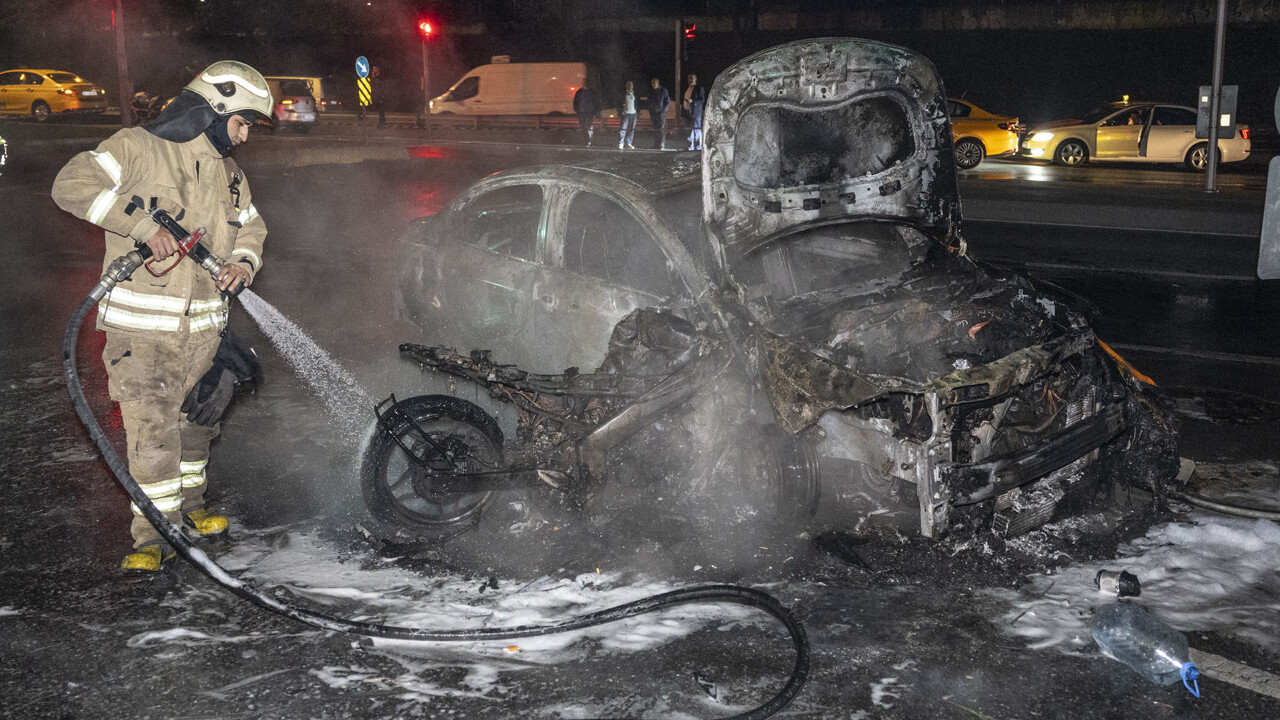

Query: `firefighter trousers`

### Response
(102, 332, 221, 548)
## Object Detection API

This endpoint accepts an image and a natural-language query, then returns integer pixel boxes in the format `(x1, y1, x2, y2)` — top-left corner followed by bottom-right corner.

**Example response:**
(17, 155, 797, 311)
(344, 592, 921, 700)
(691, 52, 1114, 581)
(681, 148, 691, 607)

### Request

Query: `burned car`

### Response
(369, 38, 1178, 544)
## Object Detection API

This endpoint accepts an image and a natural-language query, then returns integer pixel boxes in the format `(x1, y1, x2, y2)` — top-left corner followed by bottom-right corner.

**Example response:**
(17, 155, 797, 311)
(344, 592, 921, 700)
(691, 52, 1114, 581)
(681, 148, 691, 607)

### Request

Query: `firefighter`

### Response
(52, 61, 273, 572)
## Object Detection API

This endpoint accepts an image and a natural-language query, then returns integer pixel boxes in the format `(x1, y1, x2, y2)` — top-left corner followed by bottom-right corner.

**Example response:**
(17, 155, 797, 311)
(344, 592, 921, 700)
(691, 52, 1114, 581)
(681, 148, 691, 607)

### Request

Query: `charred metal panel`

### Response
(925, 332, 1095, 406)
(703, 38, 960, 263)
(758, 330, 919, 435)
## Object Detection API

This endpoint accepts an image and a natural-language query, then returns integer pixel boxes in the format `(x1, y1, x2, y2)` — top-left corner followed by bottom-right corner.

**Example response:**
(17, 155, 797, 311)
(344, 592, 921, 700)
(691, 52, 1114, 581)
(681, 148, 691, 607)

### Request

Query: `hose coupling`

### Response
(90, 249, 149, 302)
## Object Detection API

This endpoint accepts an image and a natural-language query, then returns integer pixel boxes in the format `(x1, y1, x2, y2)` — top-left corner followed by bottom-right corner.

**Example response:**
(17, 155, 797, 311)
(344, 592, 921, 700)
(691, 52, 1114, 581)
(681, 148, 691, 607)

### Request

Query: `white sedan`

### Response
(1021, 102, 1250, 170)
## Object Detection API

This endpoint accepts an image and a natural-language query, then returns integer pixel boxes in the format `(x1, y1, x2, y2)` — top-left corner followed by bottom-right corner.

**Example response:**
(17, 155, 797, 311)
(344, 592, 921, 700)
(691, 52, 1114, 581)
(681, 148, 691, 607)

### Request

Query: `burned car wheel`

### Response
(361, 394, 504, 540)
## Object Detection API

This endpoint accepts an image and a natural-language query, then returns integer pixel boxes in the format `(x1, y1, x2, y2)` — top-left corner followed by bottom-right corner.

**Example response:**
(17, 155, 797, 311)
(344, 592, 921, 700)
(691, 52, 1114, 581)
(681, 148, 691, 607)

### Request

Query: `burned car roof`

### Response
(474, 157, 701, 199)
(702, 37, 960, 258)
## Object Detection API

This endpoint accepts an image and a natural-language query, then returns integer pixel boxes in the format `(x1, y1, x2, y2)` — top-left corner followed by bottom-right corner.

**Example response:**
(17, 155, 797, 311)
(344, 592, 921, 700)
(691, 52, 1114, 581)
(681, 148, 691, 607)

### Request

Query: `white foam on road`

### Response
(987, 474, 1280, 656)
(212, 526, 758, 699)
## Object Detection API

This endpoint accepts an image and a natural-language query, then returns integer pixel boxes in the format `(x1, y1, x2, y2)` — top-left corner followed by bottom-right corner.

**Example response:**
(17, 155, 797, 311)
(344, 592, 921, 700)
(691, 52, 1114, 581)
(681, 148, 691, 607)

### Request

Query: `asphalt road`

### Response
(1, 123, 1278, 718)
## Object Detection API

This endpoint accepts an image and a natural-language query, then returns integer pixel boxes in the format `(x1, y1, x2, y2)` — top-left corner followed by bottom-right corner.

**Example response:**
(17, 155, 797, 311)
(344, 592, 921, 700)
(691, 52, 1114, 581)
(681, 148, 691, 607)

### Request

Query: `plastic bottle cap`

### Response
(1181, 662, 1201, 698)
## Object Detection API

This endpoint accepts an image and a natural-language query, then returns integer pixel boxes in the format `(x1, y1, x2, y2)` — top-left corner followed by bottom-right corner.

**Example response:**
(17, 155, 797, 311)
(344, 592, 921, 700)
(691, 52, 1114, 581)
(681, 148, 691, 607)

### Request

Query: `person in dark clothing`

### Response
(370, 65, 387, 128)
(573, 79, 599, 146)
(683, 73, 708, 151)
(647, 77, 672, 150)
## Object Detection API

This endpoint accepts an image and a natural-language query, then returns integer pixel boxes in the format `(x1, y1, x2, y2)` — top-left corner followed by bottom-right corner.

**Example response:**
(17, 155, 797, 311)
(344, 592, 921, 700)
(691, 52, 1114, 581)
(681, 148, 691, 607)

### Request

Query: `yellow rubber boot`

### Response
(121, 544, 175, 572)
(184, 508, 229, 536)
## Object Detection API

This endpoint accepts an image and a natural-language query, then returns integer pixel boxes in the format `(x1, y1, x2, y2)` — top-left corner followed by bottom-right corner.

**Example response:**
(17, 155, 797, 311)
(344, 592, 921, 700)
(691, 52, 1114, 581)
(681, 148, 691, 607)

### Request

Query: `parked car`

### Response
(384, 39, 1179, 544)
(265, 76, 333, 112)
(0, 69, 107, 121)
(947, 98, 1022, 169)
(263, 76, 316, 130)
(1021, 102, 1251, 170)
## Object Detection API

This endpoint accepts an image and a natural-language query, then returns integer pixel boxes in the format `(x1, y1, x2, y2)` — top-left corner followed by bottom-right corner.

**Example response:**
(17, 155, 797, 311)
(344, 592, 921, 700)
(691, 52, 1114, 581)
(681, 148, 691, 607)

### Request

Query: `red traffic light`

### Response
(683, 22, 696, 39)
(418, 20, 433, 38)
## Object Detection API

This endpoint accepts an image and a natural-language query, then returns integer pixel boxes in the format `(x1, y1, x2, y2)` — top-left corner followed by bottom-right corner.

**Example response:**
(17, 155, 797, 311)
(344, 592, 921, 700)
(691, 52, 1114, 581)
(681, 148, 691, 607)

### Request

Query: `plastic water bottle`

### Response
(1091, 602, 1201, 697)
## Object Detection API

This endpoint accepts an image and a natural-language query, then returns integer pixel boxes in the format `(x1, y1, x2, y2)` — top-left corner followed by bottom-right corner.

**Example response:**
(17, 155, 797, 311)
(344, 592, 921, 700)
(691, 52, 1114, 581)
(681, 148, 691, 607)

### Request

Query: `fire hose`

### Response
(63, 207, 809, 720)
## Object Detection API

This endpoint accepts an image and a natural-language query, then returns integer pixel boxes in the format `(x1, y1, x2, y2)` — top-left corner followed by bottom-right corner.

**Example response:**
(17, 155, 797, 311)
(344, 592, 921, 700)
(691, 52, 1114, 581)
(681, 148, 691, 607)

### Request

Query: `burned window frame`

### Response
(451, 181, 549, 263)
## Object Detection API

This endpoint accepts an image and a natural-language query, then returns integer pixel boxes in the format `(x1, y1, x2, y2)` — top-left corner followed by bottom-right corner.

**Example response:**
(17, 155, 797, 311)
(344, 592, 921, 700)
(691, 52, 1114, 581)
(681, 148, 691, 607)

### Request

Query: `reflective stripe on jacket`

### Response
(52, 127, 266, 341)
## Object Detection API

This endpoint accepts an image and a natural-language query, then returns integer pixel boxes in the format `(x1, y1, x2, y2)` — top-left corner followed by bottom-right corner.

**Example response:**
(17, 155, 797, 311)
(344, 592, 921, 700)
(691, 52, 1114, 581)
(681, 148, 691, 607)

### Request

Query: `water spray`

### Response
(63, 207, 809, 719)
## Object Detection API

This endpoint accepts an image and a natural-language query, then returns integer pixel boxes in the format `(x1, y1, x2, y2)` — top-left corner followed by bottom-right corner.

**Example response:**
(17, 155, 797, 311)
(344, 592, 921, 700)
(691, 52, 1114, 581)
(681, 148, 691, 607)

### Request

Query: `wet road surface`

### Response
(1, 134, 1278, 718)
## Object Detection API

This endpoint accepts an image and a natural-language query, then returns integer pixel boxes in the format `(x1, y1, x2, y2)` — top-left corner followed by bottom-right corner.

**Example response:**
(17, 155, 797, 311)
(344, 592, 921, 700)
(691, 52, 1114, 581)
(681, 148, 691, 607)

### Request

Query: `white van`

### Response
(429, 61, 599, 115)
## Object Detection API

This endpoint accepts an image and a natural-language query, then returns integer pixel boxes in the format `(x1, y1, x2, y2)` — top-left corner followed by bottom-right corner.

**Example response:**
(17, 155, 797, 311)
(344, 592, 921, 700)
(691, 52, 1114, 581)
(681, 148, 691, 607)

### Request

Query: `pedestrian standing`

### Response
(370, 65, 387, 128)
(618, 80, 637, 149)
(647, 77, 671, 150)
(684, 73, 707, 151)
(51, 62, 272, 572)
(573, 78, 600, 146)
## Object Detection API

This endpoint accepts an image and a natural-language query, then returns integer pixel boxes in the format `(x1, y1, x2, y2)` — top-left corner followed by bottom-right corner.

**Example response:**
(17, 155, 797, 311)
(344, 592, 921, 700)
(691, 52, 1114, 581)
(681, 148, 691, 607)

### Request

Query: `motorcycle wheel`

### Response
(360, 394, 504, 541)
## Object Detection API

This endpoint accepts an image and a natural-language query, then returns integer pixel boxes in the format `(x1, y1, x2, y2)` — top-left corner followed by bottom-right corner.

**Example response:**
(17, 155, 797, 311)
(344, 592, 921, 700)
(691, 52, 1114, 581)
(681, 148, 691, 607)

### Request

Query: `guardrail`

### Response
(418, 113, 672, 132)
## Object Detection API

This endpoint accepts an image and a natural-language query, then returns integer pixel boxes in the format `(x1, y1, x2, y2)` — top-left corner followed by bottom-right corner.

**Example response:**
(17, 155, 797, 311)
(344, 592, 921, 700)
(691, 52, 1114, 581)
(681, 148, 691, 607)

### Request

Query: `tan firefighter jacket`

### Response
(52, 127, 266, 343)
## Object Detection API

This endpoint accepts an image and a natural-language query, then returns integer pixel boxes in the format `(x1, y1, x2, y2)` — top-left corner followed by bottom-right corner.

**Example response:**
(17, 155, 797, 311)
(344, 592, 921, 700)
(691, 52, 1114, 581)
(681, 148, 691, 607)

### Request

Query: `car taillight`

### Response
(58, 89, 74, 95)
(998, 122, 1010, 130)
(281, 99, 294, 105)
(1241, 127, 1250, 140)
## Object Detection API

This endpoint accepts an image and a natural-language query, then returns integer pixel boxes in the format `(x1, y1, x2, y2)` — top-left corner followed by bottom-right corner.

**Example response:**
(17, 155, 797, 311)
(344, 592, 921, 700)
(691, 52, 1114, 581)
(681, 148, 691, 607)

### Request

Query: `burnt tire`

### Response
(1054, 139, 1088, 166)
(360, 394, 504, 541)
(953, 138, 985, 169)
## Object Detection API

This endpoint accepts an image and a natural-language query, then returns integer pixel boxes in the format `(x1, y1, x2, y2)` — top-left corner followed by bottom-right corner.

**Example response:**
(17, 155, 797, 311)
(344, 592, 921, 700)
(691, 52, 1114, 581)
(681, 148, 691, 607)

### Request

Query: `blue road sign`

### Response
(356, 56, 370, 79)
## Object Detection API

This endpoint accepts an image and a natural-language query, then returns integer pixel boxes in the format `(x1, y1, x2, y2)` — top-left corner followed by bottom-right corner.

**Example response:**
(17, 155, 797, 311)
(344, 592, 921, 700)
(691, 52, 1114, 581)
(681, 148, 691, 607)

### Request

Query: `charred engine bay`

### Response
(376, 303, 1181, 590)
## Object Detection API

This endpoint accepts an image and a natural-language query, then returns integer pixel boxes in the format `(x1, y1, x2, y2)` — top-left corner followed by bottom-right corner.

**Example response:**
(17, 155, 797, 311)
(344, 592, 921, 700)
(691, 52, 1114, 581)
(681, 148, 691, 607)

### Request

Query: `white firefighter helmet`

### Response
(186, 61, 274, 126)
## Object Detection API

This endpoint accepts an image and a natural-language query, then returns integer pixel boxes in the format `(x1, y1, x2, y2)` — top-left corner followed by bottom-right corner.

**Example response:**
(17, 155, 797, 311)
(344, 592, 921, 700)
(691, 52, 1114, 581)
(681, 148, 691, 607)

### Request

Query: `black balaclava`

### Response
(203, 115, 236, 157)
(146, 88, 234, 157)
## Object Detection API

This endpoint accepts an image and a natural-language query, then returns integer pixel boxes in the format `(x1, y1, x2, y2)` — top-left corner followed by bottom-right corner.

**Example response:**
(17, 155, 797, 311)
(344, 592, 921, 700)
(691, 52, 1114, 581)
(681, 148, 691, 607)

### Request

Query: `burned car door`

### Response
(402, 181, 549, 360)
(529, 184, 693, 371)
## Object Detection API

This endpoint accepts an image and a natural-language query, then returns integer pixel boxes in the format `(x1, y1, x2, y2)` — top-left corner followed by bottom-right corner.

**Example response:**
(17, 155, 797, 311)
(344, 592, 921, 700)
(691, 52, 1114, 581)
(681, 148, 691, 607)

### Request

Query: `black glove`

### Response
(182, 367, 235, 426)
(213, 328, 262, 389)
(181, 330, 262, 426)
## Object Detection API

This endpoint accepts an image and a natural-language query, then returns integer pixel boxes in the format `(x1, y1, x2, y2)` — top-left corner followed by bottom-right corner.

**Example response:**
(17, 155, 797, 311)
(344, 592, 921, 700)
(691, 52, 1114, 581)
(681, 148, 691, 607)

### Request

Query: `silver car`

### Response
(1021, 102, 1251, 170)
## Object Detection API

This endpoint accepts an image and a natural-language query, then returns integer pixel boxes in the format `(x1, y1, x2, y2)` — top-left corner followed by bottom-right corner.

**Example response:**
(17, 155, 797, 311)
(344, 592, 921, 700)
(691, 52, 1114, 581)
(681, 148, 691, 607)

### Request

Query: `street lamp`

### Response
(418, 19, 433, 133)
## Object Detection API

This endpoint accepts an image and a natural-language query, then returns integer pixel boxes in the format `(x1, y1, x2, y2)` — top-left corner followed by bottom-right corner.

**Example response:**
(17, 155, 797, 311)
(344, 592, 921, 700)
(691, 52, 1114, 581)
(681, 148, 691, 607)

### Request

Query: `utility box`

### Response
(1196, 84, 1238, 139)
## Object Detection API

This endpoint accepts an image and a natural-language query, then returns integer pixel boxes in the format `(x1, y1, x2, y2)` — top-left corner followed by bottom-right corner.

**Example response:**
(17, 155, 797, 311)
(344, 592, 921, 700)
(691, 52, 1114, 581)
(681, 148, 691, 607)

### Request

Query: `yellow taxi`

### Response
(948, 98, 1022, 169)
(0, 69, 108, 121)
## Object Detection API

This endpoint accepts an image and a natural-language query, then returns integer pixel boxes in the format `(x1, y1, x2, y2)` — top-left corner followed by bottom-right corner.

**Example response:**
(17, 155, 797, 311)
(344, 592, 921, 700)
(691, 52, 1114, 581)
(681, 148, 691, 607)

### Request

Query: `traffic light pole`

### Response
(114, 0, 133, 128)
(674, 19, 682, 140)
(1205, 0, 1226, 192)
(420, 35, 431, 135)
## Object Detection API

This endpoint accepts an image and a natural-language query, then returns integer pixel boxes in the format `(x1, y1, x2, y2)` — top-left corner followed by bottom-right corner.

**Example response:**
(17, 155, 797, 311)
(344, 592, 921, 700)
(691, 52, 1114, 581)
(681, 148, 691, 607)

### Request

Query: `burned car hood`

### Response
(744, 235, 1096, 433)
(701, 38, 959, 260)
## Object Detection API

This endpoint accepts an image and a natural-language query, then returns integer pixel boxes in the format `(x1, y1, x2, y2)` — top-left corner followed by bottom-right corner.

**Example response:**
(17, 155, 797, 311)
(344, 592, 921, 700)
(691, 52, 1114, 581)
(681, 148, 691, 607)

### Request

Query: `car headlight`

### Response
(1031, 132, 1055, 142)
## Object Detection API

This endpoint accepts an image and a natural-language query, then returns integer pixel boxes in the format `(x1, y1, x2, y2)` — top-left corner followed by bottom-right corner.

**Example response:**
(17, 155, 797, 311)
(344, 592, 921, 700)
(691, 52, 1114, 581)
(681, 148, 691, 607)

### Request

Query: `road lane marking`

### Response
(1108, 343, 1280, 368)
(990, 260, 1256, 282)
(967, 217, 1258, 239)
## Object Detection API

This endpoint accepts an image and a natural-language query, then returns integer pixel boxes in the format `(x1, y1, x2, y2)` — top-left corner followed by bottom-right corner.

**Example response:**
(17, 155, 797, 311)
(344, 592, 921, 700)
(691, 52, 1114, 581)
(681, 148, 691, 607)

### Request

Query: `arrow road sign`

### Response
(356, 56, 370, 79)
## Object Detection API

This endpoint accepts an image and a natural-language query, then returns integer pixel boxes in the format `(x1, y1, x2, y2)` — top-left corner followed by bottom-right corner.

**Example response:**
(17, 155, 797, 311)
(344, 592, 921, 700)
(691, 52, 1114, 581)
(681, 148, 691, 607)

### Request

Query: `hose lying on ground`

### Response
(1170, 491, 1280, 522)
(63, 284, 809, 720)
